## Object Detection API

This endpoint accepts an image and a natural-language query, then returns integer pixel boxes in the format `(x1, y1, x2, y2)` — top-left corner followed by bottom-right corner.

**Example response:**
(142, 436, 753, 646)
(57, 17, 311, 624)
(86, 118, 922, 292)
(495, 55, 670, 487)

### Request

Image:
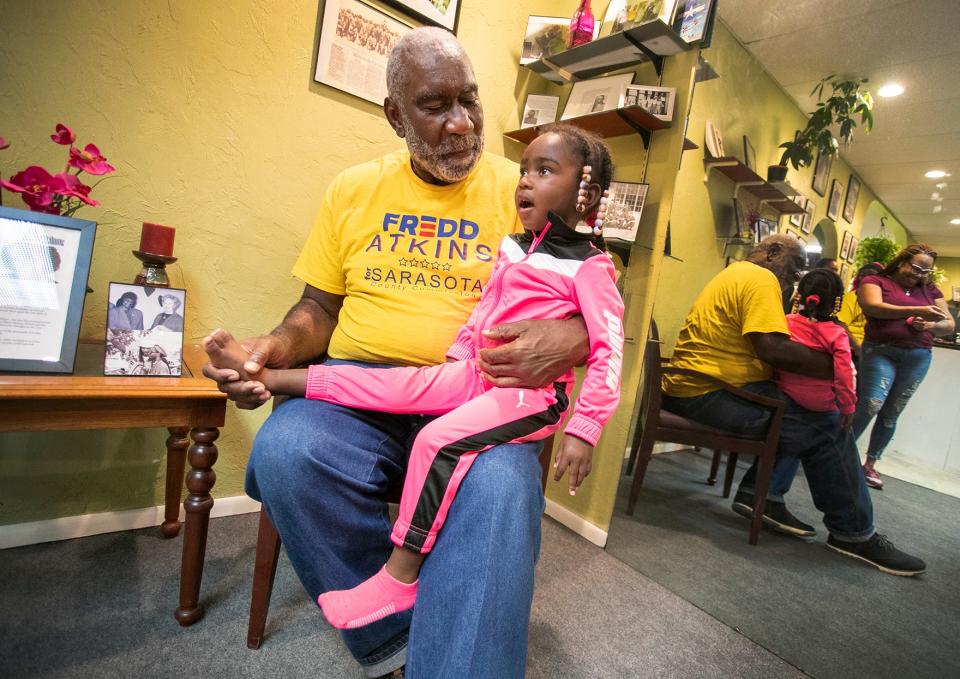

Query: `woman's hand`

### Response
(553, 435, 594, 495)
(916, 305, 948, 322)
(477, 318, 589, 388)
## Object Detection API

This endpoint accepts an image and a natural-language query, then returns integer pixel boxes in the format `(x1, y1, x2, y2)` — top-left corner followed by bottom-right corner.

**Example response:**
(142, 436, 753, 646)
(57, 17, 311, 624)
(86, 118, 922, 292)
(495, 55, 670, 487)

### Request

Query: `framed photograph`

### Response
(104, 283, 185, 377)
(599, 0, 627, 37)
(520, 16, 599, 65)
(742, 135, 757, 172)
(839, 231, 853, 261)
(827, 178, 843, 221)
(840, 261, 850, 283)
(672, 0, 715, 43)
(843, 174, 861, 223)
(754, 217, 778, 244)
(704, 120, 724, 158)
(380, 0, 461, 33)
(0, 206, 96, 374)
(801, 198, 816, 234)
(561, 72, 635, 120)
(600, 180, 649, 243)
(622, 84, 675, 121)
(314, 0, 412, 106)
(789, 193, 805, 228)
(618, 1, 679, 31)
(520, 94, 560, 128)
(811, 149, 833, 197)
(848, 235, 859, 263)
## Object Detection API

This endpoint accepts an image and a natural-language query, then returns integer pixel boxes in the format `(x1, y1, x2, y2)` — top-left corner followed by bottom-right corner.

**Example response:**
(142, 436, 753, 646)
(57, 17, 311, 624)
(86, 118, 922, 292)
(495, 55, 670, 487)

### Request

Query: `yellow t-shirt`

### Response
(836, 289, 865, 345)
(292, 150, 521, 366)
(663, 261, 790, 397)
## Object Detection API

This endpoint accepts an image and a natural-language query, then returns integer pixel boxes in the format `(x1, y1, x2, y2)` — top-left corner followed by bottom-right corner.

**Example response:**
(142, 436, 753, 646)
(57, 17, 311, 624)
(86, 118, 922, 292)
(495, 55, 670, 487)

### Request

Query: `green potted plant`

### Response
(768, 75, 874, 182)
(852, 235, 899, 270)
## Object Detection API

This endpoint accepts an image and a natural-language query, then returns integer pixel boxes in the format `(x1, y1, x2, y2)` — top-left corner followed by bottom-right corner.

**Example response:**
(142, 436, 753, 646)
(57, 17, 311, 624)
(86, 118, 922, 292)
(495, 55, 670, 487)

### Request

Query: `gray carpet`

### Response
(607, 449, 960, 679)
(0, 512, 799, 678)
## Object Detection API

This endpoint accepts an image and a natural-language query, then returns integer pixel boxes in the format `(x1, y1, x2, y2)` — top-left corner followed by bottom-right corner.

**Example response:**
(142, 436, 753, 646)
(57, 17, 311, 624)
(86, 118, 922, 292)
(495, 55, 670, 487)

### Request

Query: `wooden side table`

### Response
(0, 342, 226, 626)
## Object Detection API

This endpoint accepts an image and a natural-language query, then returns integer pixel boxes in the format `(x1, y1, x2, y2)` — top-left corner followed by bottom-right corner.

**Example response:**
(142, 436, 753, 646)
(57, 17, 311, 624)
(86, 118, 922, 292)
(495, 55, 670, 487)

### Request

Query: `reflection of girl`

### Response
(108, 292, 145, 330)
(149, 294, 184, 331)
(854, 244, 955, 489)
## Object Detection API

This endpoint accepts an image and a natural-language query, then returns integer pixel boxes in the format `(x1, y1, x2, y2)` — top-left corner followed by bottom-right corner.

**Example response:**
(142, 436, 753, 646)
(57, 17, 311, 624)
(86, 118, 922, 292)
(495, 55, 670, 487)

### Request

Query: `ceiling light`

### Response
(936, 183, 948, 190)
(932, 204, 943, 213)
(877, 83, 904, 97)
(931, 192, 942, 201)
(926, 170, 949, 179)
(951, 218, 960, 225)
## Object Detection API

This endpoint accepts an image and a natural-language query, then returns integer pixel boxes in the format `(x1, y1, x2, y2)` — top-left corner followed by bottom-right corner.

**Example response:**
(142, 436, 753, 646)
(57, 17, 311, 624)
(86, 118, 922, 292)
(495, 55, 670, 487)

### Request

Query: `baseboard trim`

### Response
(544, 498, 608, 548)
(0, 495, 262, 550)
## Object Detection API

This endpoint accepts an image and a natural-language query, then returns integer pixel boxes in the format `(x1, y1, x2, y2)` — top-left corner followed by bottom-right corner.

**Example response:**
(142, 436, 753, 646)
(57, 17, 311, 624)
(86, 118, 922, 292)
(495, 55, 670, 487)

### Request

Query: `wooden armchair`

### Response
(624, 330, 785, 545)
(247, 433, 555, 649)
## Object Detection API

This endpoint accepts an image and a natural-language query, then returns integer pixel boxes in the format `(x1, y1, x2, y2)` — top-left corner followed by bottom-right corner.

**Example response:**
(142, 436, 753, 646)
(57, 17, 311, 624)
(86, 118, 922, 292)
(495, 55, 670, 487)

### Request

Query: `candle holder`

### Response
(132, 249, 177, 288)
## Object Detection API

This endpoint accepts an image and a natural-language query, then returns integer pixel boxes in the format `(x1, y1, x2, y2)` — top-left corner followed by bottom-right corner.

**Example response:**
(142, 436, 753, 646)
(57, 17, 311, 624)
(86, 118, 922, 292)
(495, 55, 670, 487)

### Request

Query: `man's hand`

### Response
(553, 435, 593, 495)
(840, 412, 854, 430)
(477, 318, 589, 388)
(202, 334, 293, 410)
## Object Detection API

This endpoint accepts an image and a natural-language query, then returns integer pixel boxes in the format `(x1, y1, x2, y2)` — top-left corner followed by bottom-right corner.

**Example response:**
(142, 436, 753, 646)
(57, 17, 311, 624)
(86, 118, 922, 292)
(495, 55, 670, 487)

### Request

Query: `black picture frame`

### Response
(811, 149, 832, 197)
(827, 178, 843, 221)
(843, 174, 861, 223)
(672, 0, 716, 44)
(104, 282, 186, 377)
(0, 206, 97, 374)
(381, 0, 461, 33)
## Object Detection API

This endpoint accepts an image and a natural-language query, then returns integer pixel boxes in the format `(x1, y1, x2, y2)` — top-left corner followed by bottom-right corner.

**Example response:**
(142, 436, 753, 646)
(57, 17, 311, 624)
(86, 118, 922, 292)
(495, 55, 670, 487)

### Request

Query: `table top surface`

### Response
(0, 341, 226, 401)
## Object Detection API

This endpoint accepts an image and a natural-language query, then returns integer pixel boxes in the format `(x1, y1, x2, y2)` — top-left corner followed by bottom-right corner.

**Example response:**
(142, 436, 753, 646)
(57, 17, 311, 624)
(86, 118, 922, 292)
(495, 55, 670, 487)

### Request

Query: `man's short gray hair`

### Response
(386, 27, 466, 101)
(749, 233, 802, 261)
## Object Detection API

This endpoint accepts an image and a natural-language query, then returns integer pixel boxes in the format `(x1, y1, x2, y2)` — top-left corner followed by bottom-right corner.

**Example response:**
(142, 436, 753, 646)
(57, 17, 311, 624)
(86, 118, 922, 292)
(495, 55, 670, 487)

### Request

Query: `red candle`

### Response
(139, 222, 176, 257)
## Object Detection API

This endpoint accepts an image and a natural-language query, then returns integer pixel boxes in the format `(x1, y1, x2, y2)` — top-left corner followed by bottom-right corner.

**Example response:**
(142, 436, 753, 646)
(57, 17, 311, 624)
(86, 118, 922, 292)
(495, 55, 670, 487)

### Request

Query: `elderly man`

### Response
(661, 235, 925, 576)
(203, 28, 587, 679)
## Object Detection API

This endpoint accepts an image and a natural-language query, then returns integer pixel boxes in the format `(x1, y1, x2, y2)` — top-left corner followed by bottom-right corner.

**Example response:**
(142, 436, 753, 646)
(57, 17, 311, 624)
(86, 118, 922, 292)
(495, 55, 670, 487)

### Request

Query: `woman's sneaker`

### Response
(862, 464, 883, 489)
(826, 533, 926, 576)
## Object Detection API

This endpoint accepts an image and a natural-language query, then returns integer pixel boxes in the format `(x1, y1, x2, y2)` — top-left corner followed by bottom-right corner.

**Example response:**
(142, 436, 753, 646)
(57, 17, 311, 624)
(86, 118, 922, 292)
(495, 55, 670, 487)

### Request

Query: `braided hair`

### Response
(795, 268, 845, 322)
(880, 243, 938, 279)
(537, 122, 614, 248)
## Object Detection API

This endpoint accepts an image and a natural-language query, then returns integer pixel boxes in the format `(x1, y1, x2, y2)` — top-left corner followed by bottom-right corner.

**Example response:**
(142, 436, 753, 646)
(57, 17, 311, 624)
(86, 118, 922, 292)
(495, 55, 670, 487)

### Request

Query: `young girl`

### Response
(777, 269, 856, 427)
(204, 123, 624, 630)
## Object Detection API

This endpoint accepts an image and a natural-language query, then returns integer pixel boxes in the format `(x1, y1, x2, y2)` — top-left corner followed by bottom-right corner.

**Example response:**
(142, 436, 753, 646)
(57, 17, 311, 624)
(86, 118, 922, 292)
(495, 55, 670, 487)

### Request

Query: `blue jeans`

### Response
(245, 360, 544, 679)
(853, 342, 933, 461)
(662, 381, 874, 541)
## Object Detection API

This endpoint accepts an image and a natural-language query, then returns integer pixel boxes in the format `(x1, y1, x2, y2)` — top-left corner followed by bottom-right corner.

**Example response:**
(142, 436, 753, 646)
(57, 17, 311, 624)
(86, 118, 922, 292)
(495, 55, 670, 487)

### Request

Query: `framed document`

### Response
(314, 0, 413, 106)
(0, 206, 96, 373)
(381, 0, 461, 33)
(520, 94, 560, 128)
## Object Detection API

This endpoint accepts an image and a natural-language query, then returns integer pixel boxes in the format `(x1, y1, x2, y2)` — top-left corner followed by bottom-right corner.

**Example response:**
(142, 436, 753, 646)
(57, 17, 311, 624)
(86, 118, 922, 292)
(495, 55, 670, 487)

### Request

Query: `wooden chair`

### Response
(247, 433, 555, 649)
(624, 330, 785, 545)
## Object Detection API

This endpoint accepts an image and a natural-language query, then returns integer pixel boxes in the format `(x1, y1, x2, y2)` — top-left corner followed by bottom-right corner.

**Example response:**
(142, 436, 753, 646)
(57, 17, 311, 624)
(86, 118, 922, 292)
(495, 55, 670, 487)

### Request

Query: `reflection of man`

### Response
(662, 235, 925, 576)
(149, 294, 184, 331)
(108, 292, 144, 330)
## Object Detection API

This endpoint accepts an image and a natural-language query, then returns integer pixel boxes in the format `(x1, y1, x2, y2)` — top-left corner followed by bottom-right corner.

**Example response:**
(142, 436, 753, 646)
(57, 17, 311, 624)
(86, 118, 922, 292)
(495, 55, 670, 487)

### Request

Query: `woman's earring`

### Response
(592, 189, 609, 236)
(577, 165, 592, 214)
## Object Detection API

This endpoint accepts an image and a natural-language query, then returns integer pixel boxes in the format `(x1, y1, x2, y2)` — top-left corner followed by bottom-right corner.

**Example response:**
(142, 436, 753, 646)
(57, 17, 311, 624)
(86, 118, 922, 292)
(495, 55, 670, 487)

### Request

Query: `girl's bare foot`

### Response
(202, 328, 252, 377)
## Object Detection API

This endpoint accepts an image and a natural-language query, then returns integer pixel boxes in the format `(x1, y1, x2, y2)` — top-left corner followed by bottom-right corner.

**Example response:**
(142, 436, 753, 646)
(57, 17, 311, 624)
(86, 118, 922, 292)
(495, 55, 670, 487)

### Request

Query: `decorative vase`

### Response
(568, 0, 595, 48)
(767, 164, 788, 182)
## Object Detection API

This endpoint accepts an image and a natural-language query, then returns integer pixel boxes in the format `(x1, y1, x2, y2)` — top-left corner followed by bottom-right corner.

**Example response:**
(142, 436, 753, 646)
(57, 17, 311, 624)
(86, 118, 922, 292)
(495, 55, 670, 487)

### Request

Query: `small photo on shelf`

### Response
(599, 0, 628, 37)
(104, 282, 185, 377)
(519, 15, 599, 65)
(672, 0, 715, 43)
(622, 84, 675, 121)
(561, 72, 635, 120)
(599, 180, 649, 243)
(618, 1, 679, 31)
(520, 94, 560, 129)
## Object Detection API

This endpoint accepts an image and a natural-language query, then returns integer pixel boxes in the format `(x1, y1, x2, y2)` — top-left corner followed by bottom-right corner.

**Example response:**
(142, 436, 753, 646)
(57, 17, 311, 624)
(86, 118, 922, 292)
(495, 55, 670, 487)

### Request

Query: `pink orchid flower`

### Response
(0, 135, 9, 150)
(56, 172, 100, 206)
(50, 123, 76, 145)
(0, 165, 67, 213)
(68, 143, 115, 175)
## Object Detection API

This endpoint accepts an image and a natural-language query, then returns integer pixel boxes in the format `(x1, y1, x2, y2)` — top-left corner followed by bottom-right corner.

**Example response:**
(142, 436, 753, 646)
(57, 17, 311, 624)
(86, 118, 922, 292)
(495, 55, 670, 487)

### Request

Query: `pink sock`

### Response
(317, 566, 418, 629)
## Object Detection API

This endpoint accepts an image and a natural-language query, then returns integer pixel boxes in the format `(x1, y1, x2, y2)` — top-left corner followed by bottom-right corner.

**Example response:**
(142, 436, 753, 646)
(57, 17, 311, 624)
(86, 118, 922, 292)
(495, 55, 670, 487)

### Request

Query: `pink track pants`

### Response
(306, 360, 569, 554)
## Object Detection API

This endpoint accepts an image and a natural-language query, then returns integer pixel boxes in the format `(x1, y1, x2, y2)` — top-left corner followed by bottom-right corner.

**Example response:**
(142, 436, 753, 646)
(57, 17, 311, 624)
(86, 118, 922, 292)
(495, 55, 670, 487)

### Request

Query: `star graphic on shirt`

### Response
(431, 261, 440, 270)
(442, 263, 452, 272)
(411, 258, 423, 268)
(398, 257, 409, 267)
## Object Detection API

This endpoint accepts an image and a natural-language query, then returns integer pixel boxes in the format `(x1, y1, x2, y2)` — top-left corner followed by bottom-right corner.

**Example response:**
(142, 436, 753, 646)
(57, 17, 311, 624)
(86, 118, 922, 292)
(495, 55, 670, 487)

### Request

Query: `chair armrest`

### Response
(661, 366, 785, 410)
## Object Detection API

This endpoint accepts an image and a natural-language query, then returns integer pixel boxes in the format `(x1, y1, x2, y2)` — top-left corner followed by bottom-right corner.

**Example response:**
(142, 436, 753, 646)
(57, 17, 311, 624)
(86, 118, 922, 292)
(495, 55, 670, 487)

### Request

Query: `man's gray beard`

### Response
(403, 118, 484, 183)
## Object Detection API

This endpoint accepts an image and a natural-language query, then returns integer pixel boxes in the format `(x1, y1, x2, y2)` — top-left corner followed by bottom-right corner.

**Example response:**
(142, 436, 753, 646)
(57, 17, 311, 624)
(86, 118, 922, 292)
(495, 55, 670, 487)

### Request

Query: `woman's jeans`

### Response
(244, 360, 544, 679)
(662, 381, 874, 542)
(853, 342, 933, 461)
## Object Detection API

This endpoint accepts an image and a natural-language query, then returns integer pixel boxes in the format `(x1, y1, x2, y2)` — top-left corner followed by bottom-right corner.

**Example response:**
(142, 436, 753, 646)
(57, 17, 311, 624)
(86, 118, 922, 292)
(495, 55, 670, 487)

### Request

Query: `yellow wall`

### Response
(938, 257, 960, 298)
(0, 0, 566, 524)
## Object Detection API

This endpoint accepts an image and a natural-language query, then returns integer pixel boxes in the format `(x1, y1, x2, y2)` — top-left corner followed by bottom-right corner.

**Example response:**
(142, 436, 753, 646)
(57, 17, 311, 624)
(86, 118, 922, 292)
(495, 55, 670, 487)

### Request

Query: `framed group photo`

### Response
(104, 283, 185, 377)
(561, 72, 635, 120)
(843, 174, 862, 223)
(381, 0, 461, 33)
(314, 0, 412, 105)
(0, 206, 96, 374)
(599, 180, 649, 243)
(622, 84, 675, 121)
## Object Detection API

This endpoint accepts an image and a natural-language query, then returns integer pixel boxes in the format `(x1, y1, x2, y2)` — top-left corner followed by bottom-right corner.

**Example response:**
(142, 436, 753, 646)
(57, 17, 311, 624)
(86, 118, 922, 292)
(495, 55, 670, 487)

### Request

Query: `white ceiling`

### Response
(719, 0, 960, 256)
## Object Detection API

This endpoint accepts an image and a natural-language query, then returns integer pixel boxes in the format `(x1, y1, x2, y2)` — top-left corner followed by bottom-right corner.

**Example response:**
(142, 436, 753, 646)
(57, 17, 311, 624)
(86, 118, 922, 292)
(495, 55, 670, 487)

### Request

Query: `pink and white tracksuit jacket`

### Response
(305, 214, 625, 554)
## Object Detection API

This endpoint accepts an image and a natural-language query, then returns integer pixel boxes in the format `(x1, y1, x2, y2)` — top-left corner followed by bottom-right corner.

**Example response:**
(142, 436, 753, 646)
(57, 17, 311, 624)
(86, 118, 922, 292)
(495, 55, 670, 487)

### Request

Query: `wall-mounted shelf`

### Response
(505, 105, 670, 149)
(525, 20, 691, 82)
(703, 157, 805, 215)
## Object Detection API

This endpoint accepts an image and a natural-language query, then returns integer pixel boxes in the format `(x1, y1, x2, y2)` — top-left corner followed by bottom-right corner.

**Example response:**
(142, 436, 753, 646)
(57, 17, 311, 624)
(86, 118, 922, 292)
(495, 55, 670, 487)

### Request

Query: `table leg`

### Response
(175, 426, 219, 626)
(161, 427, 190, 538)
